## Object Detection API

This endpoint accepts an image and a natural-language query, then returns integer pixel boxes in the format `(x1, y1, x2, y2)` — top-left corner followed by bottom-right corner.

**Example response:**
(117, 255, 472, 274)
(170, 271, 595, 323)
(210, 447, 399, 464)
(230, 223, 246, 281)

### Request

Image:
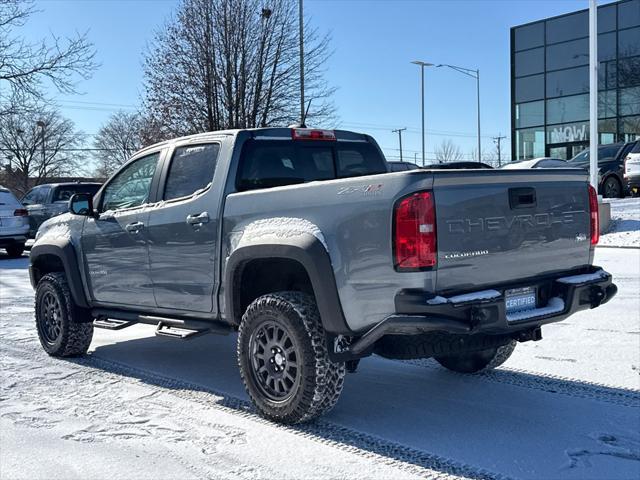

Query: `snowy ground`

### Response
(1, 249, 639, 480)
(600, 197, 640, 248)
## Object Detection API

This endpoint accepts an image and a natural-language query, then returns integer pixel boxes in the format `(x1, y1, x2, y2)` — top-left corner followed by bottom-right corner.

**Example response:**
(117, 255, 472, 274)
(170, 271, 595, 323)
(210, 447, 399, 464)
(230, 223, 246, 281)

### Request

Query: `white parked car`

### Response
(0, 186, 29, 258)
(624, 141, 640, 197)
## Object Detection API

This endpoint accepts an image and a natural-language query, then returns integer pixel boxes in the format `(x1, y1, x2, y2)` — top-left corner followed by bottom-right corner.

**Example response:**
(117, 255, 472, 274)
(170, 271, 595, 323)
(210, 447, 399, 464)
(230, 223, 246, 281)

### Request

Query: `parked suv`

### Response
(30, 128, 617, 424)
(624, 141, 640, 196)
(21, 182, 101, 238)
(0, 186, 29, 257)
(567, 142, 637, 198)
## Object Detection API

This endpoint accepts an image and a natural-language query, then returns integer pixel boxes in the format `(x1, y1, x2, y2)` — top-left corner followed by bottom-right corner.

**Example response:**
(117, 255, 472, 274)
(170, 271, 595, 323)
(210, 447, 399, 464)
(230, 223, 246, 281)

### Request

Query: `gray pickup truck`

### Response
(29, 127, 617, 424)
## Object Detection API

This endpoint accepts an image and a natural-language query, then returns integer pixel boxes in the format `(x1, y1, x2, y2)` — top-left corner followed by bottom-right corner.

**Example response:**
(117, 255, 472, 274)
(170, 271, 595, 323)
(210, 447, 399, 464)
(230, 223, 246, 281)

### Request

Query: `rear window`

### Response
(52, 184, 101, 202)
(632, 142, 640, 154)
(237, 140, 387, 191)
(0, 189, 20, 207)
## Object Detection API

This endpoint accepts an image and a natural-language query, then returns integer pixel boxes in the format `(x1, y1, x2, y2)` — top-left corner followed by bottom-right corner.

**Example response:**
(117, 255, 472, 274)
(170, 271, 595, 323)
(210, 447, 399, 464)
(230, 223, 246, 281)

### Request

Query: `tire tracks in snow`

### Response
(399, 358, 640, 408)
(1, 338, 503, 480)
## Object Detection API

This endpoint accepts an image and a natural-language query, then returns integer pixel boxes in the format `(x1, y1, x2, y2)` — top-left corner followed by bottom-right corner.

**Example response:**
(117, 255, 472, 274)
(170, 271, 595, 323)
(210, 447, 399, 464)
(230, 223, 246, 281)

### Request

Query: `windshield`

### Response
(568, 144, 621, 163)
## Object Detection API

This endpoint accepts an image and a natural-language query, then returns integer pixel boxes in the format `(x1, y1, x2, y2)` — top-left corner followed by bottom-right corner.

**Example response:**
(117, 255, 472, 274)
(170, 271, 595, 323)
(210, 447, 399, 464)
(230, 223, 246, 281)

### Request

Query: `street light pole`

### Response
(411, 61, 434, 166)
(589, 0, 599, 190)
(437, 64, 481, 162)
(298, 0, 305, 126)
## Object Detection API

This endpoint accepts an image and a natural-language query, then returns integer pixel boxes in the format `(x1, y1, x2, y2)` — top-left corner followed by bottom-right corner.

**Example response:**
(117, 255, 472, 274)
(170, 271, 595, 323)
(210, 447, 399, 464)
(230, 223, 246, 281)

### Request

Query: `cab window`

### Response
(164, 144, 219, 200)
(101, 153, 160, 212)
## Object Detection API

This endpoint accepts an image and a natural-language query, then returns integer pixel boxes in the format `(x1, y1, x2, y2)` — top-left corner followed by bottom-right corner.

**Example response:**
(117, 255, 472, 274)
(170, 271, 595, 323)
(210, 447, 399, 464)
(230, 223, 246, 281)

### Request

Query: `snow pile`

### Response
(599, 197, 639, 247)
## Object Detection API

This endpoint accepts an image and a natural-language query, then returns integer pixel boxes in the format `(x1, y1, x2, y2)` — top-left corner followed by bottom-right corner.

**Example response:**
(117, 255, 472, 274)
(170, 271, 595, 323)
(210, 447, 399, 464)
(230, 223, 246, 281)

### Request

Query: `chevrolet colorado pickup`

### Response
(30, 127, 617, 424)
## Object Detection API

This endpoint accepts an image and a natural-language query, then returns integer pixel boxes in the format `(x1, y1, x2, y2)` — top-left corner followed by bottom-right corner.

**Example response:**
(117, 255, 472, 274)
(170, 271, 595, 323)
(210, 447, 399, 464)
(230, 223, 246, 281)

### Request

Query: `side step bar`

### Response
(91, 308, 232, 340)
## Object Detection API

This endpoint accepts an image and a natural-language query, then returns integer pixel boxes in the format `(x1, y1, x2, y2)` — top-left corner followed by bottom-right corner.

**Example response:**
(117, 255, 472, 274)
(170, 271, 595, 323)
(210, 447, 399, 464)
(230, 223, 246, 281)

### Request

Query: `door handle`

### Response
(125, 221, 144, 232)
(186, 212, 210, 225)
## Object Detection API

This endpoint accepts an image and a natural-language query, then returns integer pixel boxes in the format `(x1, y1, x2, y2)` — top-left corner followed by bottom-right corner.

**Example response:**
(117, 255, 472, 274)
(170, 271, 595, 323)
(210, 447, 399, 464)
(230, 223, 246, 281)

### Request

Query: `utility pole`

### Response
(493, 134, 507, 166)
(392, 127, 407, 162)
(298, 0, 305, 126)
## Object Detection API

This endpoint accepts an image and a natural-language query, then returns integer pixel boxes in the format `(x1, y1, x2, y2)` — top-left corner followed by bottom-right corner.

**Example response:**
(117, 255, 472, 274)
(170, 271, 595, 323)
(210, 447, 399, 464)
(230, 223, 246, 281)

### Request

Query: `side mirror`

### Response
(69, 193, 94, 216)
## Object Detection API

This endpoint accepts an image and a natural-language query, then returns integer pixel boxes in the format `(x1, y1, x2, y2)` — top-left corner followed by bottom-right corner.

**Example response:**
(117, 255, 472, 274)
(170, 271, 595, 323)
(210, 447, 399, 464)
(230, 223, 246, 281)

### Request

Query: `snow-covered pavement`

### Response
(1, 249, 639, 480)
(600, 197, 640, 248)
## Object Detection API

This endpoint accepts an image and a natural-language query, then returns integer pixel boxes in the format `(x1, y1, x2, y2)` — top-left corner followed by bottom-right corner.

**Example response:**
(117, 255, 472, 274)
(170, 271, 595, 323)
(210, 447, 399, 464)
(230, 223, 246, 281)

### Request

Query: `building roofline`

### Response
(511, 0, 623, 31)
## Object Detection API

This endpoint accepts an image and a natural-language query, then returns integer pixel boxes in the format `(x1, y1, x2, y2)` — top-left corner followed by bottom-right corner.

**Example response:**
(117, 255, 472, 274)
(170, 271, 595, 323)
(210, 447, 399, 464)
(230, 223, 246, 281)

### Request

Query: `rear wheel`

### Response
(5, 243, 25, 258)
(35, 272, 93, 357)
(602, 176, 622, 198)
(237, 291, 345, 424)
(435, 340, 517, 373)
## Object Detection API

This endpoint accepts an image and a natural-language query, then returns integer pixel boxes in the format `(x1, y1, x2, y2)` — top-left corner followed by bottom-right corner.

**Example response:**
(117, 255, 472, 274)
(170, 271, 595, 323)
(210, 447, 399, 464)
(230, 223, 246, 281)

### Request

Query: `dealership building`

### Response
(511, 0, 640, 160)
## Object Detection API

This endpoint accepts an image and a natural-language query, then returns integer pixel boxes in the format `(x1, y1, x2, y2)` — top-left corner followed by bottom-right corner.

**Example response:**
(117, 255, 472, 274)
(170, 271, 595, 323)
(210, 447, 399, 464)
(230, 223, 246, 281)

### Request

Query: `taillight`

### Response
(291, 128, 336, 141)
(13, 208, 28, 217)
(394, 191, 437, 270)
(588, 184, 599, 246)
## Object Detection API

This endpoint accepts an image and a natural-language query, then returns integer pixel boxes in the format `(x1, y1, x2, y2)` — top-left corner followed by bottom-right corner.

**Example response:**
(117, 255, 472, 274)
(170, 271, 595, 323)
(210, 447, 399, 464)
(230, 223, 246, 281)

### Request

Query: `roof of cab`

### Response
(133, 127, 370, 157)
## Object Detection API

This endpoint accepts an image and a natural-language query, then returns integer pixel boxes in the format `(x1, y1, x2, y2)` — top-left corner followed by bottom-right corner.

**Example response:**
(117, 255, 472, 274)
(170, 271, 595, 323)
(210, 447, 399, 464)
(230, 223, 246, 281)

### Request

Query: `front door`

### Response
(82, 152, 162, 307)
(147, 143, 221, 313)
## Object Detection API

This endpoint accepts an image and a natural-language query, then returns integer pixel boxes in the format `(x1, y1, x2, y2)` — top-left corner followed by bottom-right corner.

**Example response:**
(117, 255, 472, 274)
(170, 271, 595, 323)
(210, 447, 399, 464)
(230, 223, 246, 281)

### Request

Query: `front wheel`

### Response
(435, 340, 517, 373)
(35, 272, 94, 357)
(237, 292, 345, 424)
(602, 176, 622, 198)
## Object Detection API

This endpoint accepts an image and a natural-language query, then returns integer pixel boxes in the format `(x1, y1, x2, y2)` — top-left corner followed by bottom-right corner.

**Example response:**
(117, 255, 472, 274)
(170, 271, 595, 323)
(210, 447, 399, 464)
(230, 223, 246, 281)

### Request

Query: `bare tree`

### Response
(0, 106, 84, 194)
(93, 111, 144, 177)
(141, 0, 335, 143)
(435, 139, 464, 163)
(0, 0, 97, 116)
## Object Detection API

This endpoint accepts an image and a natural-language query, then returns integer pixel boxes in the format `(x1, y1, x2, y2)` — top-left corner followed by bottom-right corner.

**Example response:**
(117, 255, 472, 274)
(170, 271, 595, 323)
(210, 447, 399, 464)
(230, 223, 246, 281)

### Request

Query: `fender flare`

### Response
(224, 233, 352, 335)
(30, 242, 90, 308)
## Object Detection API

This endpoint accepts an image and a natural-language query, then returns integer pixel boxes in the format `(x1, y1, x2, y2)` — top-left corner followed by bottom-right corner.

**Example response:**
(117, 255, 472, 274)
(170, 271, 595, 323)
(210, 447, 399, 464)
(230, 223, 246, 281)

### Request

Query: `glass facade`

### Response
(511, 0, 640, 160)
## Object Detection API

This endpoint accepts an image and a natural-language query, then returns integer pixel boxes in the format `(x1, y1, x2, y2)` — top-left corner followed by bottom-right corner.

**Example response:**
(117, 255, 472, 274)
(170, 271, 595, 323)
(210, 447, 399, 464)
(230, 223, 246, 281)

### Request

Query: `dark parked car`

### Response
(567, 142, 638, 198)
(623, 141, 640, 197)
(21, 182, 102, 238)
(388, 161, 420, 172)
(424, 161, 493, 169)
(500, 158, 567, 169)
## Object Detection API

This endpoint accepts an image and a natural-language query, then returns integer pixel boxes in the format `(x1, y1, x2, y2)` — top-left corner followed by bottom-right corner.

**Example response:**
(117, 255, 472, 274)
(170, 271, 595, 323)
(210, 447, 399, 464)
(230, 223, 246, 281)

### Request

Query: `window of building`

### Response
(514, 22, 544, 51)
(546, 66, 589, 98)
(546, 38, 589, 71)
(516, 100, 544, 128)
(618, 0, 640, 29)
(621, 116, 640, 141)
(598, 4, 617, 33)
(515, 48, 544, 77)
(164, 144, 220, 200)
(620, 87, 640, 116)
(619, 56, 640, 86)
(546, 121, 589, 145)
(547, 95, 590, 125)
(599, 60, 618, 90)
(516, 127, 545, 159)
(619, 27, 640, 58)
(599, 118, 618, 144)
(599, 32, 617, 61)
(516, 74, 544, 102)
(599, 90, 617, 118)
(546, 11, 588, 44)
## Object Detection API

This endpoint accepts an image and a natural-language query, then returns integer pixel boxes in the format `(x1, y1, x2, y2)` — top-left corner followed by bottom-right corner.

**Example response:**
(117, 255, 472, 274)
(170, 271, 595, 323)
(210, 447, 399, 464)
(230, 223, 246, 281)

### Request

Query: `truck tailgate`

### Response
(432, 169, 592, 293)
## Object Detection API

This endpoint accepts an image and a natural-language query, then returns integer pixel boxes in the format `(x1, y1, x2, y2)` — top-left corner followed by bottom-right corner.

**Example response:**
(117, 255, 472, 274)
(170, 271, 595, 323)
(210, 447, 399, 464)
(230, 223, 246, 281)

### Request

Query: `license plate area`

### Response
(505, 286, 537, 318)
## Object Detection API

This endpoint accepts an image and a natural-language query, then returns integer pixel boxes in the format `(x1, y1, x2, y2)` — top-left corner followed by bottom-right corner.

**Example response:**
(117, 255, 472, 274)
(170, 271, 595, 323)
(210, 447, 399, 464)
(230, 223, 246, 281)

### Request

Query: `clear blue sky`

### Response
(23, 0, 613, 164)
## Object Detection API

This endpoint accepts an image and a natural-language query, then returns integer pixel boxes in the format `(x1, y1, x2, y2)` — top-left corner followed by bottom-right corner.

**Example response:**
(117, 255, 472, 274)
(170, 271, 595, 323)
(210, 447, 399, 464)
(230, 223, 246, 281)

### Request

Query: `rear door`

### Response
(432, 170, 592, 293)
(82, 152, 162, 307)
(147, 142, 221, 312)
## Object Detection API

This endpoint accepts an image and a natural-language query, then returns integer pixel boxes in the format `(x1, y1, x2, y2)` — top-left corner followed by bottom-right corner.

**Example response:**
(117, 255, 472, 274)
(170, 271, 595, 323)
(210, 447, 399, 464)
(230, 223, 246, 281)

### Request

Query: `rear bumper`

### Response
(334, 266, 616, 360)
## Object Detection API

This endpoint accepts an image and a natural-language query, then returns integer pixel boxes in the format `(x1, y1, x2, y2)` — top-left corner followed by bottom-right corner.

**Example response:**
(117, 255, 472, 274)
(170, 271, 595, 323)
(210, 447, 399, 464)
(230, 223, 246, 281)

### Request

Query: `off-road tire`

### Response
(5, 243, 25, 258)
(237, 291, 345, 424)
(35, 272, 93, 357)
(435, 340, 517, 373)
(375, 332, 514, 360)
